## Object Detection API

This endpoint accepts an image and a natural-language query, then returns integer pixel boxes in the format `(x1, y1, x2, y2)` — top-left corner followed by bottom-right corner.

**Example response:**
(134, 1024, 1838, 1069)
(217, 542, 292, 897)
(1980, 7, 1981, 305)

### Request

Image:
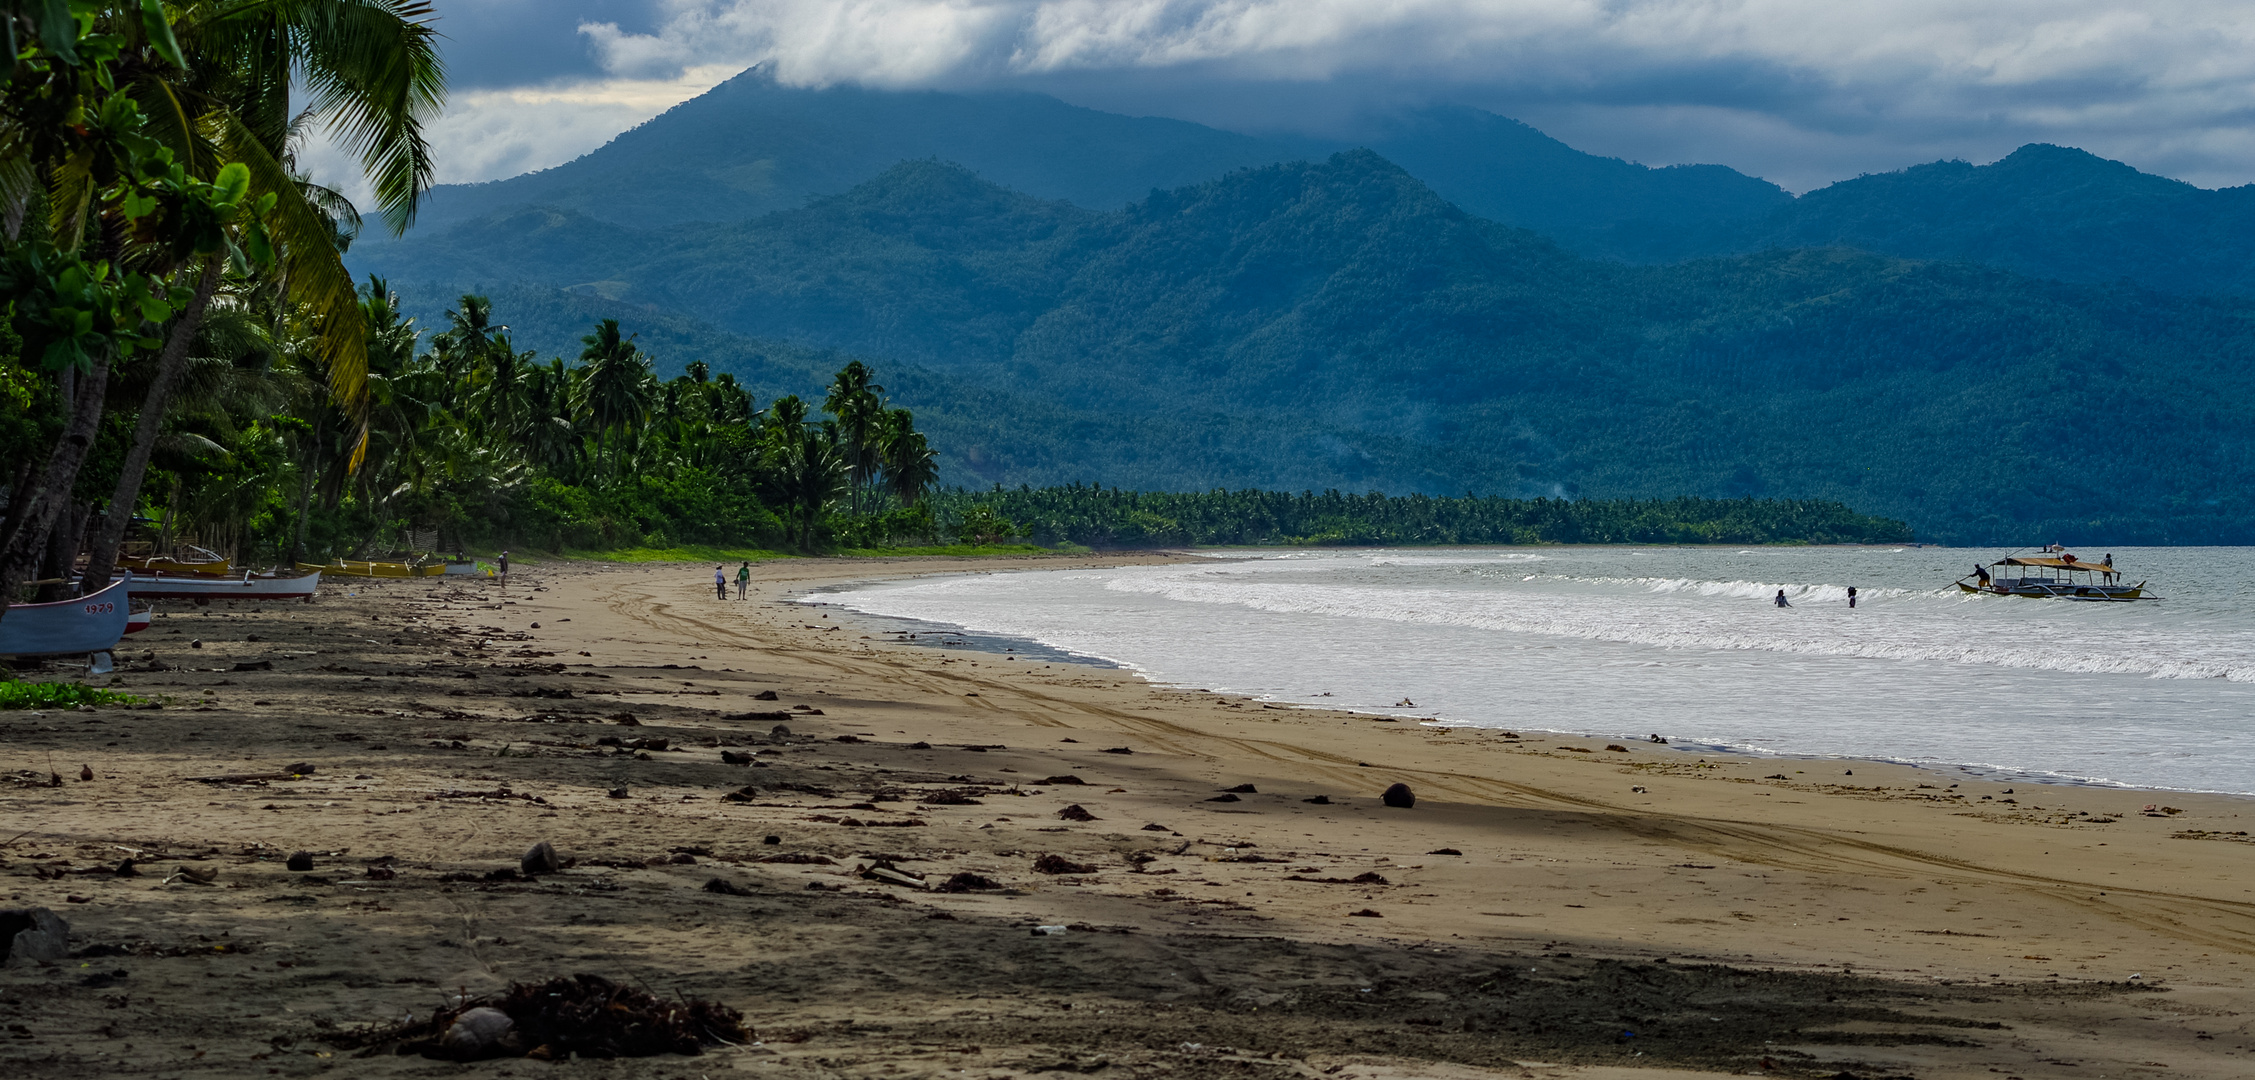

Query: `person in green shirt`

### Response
(735, 562, 752, 599)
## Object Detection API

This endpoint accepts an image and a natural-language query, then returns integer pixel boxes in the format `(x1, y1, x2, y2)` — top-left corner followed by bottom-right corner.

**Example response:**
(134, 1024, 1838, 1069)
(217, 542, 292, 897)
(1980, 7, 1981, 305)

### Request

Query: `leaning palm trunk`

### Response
(79, 258, 224, 590)
(0, 352, 115, 622)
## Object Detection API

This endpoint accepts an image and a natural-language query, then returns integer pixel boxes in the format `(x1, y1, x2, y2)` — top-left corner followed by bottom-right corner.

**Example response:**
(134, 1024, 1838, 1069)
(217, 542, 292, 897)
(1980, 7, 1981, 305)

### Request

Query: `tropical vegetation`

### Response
(359, 151, 2255, 545)
(96, 282, 948, 561)
(0, 0, 442, 625)
(932, 487, 1908, 548)
(0, 675, 144, 709)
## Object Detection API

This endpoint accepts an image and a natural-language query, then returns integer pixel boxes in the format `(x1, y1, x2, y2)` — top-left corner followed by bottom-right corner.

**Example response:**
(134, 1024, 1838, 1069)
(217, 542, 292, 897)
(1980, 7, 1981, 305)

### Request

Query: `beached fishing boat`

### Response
(1956, 551, 2151, 601)
(113, 568, 322, 602)
(117, 543, 232, 576)
(0, 578, 131, 656)
(297, 558, 445, 579)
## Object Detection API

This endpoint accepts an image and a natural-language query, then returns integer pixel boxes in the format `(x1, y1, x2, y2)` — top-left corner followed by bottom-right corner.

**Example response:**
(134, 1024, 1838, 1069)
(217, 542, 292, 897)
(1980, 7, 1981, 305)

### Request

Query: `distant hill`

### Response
(384, 70, 2255, 301)
(1585, 144, 2255, 295)
(359, 153, 2255, 544)
(1349, 105, 1789, 242)
(406, 69, 1297, 231)
(394, 67, 1788, 240)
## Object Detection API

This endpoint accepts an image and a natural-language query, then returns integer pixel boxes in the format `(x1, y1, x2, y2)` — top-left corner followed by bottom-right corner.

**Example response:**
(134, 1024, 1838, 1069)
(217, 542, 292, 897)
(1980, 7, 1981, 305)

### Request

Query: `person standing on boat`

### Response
(1847, 586, 1858, 608)
(1775, 589, 1791, 607)
(1974, 564, 1990, 586)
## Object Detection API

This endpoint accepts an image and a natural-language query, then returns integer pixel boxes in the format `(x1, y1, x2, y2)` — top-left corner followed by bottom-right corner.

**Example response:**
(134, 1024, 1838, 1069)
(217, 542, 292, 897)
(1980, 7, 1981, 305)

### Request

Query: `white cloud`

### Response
(307, 0, 2255, 205)
(300, 64, 741, 225)
(567, 0, 2255, 98)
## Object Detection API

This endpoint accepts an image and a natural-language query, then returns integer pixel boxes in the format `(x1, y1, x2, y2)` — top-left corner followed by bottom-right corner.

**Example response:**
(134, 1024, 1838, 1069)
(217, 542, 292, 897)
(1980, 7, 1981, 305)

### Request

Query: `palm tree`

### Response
(76, 0, 446, 587)
(472, 331, 531, 441)
(880, 411, 940, 506)
(576, 318, 652, 475)
(769, 421, 844, 553)
(823, 361, 883, 513)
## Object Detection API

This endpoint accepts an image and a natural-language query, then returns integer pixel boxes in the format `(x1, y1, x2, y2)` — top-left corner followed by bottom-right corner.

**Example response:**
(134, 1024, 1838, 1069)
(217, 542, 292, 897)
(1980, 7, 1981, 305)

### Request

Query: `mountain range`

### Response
(352, 73, 2255, 543)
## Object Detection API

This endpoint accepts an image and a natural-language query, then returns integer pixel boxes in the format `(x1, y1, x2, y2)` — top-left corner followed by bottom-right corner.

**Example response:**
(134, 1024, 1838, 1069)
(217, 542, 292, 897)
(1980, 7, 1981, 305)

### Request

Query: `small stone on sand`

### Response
(439, 1006, 518, 1058)
(1381, 783, 1416, 808)
(521, 841, 563, 876)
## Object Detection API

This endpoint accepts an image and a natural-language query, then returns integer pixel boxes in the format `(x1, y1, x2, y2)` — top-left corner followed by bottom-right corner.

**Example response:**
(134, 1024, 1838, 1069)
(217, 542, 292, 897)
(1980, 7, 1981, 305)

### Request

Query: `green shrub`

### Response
(0, 681, 148, 710)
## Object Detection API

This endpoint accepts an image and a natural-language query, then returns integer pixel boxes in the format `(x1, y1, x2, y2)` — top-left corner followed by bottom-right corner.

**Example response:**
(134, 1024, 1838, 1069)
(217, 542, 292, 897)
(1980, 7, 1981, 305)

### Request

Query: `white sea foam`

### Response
(1096, 569, 2255, 681)
(815, 546, 2255, 793)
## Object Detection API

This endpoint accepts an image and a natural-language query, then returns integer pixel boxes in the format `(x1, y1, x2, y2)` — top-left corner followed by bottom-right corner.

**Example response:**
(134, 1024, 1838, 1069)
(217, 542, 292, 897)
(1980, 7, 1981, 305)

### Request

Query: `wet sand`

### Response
(3, 553, 2252, 1079)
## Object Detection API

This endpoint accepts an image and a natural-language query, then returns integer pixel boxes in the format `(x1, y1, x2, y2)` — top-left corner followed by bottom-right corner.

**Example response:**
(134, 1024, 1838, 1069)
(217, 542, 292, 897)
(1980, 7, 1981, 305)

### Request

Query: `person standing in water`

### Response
(1775, 589, 1791, 607)
(1847, 586, 1858, 608)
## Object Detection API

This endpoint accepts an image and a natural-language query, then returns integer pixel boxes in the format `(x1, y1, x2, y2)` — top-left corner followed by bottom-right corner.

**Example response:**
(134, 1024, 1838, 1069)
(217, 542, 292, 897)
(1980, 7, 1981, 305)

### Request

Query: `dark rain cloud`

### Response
(340, 2, 2255, 197)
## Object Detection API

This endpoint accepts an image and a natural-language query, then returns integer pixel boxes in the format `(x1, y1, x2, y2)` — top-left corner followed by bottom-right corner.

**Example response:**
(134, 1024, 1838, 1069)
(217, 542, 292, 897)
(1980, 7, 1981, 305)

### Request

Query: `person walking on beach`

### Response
(735, 561, 751, 599)
(1847, 586, 1858, 609)
(498, 550, 509, 582)
(1774, 589, 1791, 607)
(714, 565, 728, 600)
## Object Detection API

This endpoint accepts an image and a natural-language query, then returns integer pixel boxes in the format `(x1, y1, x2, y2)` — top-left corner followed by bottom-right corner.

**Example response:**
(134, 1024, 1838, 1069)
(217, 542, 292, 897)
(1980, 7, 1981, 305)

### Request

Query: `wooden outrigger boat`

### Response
(117, 543, 232, 576)
(1956, 551, 2151, 601)
(297, 558, 445, 579)
(112, 568, 322, 603)
(0, 578, 131, 656)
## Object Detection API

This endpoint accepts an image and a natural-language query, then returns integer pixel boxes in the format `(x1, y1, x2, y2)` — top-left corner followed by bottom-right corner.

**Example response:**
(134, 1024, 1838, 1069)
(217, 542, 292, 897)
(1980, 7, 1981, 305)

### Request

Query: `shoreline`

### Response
(5, 553, 2252, 1078)
(792, 558, 2255, 801)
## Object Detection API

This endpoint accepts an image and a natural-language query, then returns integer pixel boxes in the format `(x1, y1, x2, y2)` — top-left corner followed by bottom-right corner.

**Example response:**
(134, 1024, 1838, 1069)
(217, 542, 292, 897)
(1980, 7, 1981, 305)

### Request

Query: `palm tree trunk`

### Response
(80, 258, 223, 590)
(30, 502, 92, 603)
(0, 350, 114, 623)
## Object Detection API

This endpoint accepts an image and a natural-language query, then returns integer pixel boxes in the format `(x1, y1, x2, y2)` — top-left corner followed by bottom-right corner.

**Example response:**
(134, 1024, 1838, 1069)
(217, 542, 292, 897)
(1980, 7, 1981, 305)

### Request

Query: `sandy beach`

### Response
(4, 553, 2252, 1079)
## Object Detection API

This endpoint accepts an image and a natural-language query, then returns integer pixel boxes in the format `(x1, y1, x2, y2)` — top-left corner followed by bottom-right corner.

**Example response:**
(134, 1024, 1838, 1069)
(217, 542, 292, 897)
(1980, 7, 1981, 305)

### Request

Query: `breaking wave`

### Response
(1099, 567, 2255, 682)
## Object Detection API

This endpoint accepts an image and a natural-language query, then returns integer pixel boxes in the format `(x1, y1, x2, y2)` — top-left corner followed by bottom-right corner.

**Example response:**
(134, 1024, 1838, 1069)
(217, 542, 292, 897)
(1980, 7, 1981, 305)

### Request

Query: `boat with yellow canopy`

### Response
(1955, 550, 2150, 600)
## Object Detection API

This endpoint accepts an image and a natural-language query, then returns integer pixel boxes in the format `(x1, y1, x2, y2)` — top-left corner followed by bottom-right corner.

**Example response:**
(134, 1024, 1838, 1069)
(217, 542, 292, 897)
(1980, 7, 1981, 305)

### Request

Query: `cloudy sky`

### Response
(308, 0, 2255, 214)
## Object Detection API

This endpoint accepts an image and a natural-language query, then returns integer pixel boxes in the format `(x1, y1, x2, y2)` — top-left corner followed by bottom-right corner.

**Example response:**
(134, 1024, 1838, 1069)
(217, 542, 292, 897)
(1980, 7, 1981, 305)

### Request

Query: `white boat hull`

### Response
(108, 570, 322, 602)
(0, 578, 131, 656)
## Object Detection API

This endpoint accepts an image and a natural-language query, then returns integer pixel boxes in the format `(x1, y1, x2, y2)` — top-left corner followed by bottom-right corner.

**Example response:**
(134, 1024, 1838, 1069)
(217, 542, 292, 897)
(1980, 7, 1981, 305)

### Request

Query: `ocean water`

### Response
(807, 547, 2255, 794)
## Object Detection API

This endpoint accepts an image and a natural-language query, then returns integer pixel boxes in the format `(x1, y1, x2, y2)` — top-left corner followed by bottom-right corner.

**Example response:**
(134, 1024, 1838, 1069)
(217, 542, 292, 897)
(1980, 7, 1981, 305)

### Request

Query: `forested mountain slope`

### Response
(1593, 144, 2255, 295)
(360, 152, 2255, 544)
(396, 68, 1786, 239)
